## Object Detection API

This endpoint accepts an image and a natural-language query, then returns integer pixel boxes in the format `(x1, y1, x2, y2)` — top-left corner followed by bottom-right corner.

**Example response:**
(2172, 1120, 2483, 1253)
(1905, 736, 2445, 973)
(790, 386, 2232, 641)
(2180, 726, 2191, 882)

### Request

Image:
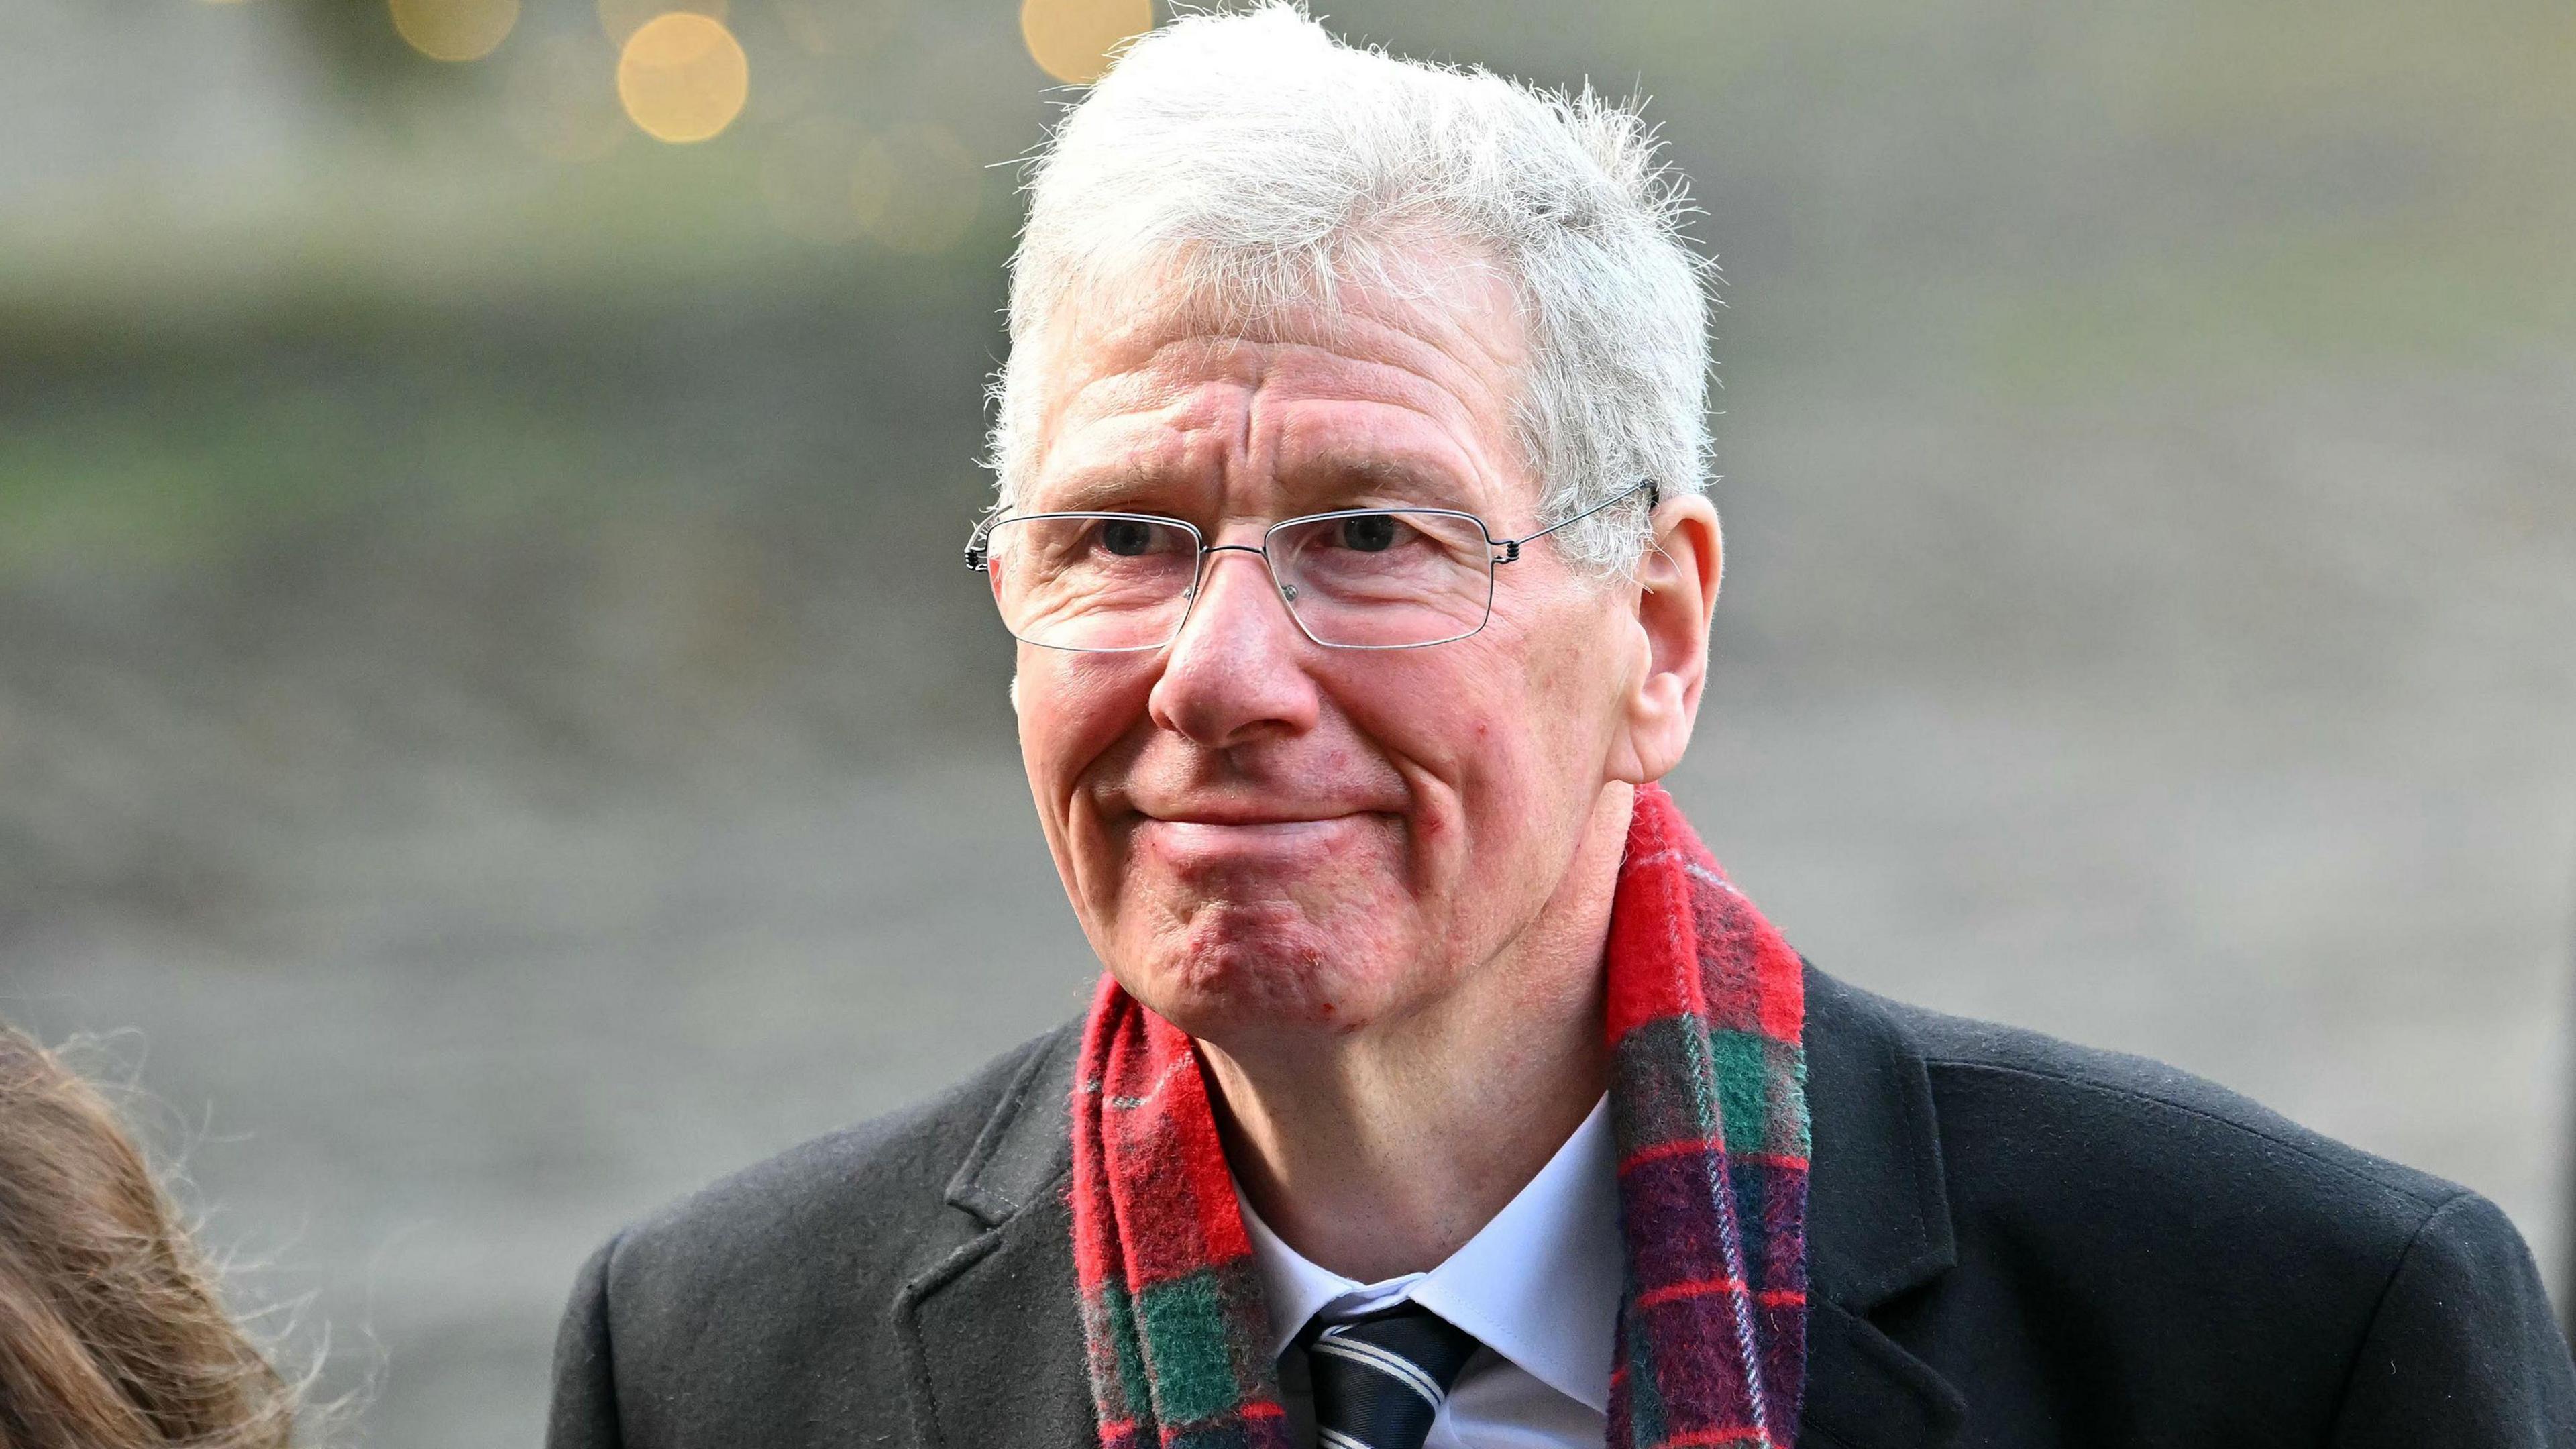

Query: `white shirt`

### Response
(1237, 1096, 1620, 1449)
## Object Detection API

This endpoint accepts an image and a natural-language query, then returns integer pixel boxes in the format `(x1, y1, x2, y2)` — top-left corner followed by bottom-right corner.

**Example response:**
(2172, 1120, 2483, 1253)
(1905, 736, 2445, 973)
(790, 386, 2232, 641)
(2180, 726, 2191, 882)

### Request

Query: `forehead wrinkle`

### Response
(1266, 301, 1520, 432)
(1261, 330, 1523, 517)
(1030, 264, 1532, 513)
(1033, 416, 1218, 517)
(1035, 343, 1257, 498)
(1269, 407, 1503, 517)
(1229, 339, 1522, 517)
(1053, 335, 1254, 437)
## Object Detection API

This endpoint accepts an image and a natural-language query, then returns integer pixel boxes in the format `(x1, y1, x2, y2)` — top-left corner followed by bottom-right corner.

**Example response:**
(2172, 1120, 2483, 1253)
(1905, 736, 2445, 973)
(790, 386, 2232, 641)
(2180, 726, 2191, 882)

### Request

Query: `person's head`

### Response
(985, 5, 1723, 1048)
(0, 1018, 299, 1449)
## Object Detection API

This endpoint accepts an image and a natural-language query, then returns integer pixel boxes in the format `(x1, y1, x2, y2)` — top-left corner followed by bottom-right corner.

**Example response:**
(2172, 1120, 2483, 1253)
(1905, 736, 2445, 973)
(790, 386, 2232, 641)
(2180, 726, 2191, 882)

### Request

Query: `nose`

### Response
(1147, 543, 1321, 749)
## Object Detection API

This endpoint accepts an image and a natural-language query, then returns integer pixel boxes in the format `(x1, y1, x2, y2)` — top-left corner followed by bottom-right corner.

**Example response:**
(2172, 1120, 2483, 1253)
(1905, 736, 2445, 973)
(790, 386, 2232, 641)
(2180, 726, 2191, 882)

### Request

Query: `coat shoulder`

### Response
(1803, 970, 2571, 1440)
(1913, 987, 2456, 1210)
(1816, 969, 2476, 1269)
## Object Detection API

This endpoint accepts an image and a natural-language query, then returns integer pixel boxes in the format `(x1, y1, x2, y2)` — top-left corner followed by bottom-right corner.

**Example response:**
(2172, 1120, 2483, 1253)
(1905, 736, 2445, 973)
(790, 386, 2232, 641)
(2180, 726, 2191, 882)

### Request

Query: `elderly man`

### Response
(547, 9, 2574, 1448)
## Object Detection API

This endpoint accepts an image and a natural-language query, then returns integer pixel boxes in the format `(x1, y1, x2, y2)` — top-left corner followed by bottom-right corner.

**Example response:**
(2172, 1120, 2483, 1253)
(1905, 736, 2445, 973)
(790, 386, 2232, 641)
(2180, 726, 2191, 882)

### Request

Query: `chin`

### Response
(1112, 900, 1413, 1040)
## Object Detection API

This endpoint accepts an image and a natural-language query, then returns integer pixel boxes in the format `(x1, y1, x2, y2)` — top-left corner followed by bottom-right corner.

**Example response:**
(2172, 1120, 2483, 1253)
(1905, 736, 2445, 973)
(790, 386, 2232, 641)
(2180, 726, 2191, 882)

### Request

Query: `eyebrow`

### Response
(1024, 452, 1483, 518)
(1271, 453, 1481, 512)
(1020, 465, 1203, 515)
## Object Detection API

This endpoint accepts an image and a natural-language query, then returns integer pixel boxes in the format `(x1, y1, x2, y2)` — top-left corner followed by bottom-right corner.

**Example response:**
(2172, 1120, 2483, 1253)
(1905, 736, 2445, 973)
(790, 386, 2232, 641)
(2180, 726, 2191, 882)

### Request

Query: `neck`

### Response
(1199, 785, 1631, 1283)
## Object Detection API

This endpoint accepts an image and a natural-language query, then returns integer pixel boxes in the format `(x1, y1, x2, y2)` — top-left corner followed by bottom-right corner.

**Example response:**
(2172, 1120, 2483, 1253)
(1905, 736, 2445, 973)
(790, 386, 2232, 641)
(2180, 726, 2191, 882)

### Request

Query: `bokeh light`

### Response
(1020, 0, 1152, 85)
(850, 124, 983, 255)
(596, 0, 727, 46)
(388, 0, 520, 62)
(506, 34, 626, 164)
(616, 13, 750, 145)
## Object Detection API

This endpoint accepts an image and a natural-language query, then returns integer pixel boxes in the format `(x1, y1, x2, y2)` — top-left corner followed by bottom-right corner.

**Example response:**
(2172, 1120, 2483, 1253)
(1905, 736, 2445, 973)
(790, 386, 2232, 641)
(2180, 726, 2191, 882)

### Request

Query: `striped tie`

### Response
(1303, 1304, 1482, 1449)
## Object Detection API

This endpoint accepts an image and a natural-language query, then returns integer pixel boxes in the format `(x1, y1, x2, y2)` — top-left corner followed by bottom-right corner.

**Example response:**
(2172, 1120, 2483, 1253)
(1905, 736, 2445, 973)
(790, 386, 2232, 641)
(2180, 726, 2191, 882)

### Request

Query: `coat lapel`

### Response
(1796, 965, 1970, 1448)
(895, 1028, 1099, 1449)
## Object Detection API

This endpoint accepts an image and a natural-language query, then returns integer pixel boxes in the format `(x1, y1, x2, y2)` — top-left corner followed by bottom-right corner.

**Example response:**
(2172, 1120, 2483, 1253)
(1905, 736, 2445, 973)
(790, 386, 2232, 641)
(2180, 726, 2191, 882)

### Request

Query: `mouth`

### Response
(1141, 809, 1358, 828)
(1126, 810, 1389, 869)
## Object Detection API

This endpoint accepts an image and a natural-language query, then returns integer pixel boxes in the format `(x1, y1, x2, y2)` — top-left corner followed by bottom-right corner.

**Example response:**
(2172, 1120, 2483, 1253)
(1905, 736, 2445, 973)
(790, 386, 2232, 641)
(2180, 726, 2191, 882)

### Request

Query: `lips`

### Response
(1122, 789, 1398, 829)
(1139, 810, 1357, 827)
(1126, 812, 1389, 870)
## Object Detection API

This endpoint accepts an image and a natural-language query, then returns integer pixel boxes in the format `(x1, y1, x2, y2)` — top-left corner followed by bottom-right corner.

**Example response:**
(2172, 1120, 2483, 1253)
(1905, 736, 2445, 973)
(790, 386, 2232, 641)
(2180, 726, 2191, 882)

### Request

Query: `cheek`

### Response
(1371, 646, 1561, 780)
(1018, 652, 1155, 792)
(1377, 609, 1619, 857)
(1325, 659, 1545, 876)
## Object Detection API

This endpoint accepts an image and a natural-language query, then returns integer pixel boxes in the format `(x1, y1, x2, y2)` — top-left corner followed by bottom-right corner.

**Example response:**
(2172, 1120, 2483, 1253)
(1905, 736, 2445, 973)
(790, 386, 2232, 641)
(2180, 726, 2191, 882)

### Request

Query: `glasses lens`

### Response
(1267, 510, 1494, 647)
(983, 513, 1199, 651)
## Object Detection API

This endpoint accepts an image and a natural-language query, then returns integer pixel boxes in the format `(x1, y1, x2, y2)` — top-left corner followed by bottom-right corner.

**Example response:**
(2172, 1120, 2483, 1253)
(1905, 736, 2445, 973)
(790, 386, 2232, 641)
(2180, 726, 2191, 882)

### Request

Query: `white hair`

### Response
(988, 2, 1715, 571)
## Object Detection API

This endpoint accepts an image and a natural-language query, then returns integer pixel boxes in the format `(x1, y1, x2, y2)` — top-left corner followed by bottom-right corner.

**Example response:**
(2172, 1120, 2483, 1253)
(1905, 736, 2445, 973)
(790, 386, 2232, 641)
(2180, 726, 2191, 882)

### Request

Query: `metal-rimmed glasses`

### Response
(963, 479, 1658, 652)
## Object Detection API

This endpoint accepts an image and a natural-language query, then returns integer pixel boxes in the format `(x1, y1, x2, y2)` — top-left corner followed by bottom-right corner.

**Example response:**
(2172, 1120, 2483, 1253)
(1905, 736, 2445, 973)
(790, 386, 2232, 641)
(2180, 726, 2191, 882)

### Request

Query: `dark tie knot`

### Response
(1304, 1304, 1483, 1449)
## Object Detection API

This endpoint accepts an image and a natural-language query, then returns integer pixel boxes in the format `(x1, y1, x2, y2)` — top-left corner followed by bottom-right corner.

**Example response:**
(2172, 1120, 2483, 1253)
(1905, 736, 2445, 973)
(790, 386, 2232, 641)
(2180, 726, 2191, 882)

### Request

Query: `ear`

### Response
(1609, 493, 1721, 784)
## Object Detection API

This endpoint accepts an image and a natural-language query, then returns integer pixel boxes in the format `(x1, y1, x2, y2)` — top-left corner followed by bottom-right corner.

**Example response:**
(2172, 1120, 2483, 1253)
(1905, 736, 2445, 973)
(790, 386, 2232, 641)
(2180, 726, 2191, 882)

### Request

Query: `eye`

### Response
(1336, 513, 1401, 552)
(1098, 519, 1158, 556)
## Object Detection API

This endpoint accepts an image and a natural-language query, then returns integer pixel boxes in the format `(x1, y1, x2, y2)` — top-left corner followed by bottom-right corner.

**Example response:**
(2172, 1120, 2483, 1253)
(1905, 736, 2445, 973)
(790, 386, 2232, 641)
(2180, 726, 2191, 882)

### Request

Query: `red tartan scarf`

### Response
(1070, 783, 1811, 1449)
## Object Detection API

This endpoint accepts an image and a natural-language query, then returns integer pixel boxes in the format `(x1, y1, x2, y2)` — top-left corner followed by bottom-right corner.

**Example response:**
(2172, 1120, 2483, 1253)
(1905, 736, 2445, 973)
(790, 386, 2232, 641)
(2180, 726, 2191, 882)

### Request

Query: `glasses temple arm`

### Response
(1490, 480, 1661, 564)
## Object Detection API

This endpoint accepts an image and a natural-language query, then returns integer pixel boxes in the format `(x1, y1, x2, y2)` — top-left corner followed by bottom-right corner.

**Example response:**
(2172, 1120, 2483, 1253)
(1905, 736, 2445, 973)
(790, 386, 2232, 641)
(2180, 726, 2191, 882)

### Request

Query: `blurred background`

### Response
(3, 0, 2571, 1441)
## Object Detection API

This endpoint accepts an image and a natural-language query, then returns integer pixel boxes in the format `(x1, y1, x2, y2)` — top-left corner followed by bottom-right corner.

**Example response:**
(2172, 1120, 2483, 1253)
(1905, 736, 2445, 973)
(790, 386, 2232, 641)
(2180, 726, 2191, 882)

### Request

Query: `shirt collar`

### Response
(1236, 1094, 1620, 1415)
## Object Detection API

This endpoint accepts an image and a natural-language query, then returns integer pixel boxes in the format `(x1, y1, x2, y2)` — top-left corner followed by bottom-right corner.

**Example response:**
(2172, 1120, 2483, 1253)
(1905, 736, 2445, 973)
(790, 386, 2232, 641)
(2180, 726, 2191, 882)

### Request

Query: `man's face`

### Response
(1010, 262, 1656, 1046)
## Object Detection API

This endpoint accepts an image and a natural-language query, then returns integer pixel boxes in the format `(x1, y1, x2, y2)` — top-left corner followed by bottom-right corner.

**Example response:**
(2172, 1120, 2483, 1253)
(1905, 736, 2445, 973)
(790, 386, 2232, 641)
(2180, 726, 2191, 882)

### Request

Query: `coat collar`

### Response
(942, 1024, 1080, 1227)
(904, 965, 1968, 1448)
(896, 1026, 1093, 1449)
(1802, 963, 1957, 1309)
(1797, 963, 1969, 1446)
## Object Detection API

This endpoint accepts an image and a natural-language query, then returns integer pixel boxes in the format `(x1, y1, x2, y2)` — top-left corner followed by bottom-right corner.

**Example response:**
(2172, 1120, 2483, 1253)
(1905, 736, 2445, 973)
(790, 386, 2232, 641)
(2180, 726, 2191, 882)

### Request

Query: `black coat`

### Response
(547, 966, 2576, 1446)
